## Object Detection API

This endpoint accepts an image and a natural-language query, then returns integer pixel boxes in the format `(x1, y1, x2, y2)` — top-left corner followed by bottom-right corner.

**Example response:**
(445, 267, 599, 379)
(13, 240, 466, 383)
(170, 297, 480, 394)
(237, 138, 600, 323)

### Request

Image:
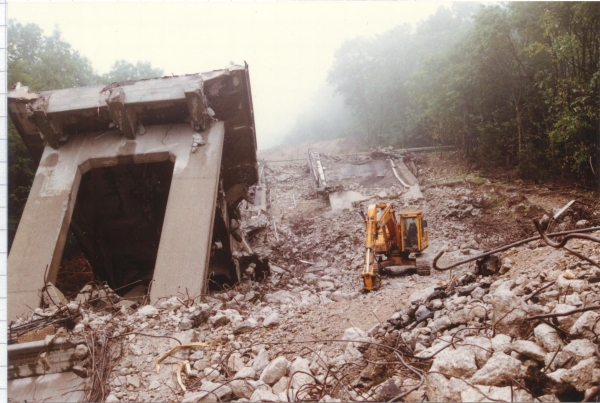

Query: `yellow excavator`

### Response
(362, 203, 430, 291)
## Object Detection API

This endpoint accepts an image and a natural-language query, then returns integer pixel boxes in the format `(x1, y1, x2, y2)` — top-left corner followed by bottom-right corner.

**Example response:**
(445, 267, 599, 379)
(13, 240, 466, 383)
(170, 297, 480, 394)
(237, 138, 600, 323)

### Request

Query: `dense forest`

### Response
(7, 20, 164, 248)
(285, 2, 599, 185)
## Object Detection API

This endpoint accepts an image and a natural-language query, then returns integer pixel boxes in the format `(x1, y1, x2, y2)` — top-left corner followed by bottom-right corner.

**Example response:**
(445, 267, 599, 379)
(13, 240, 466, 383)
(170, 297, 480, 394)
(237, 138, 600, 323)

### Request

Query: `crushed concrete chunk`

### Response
(263, 312, 280, 327)
(233, 318, 258, 335)
(249, 387, 279, 402)
(430, 346, 478, 378)
(230, 367, 258, 399)
(553, 304, 581, 329)
(510, 340, 547, 362)
(534, 323, 564, 351)
(289, 357, 314, 391)
(469, 352, 526, 386)
(259, 356, 290, 385)
(569, 311, 600, 337)
(461, 385, 532, 402)
(138, 305, 159, 317)
(425, 373, 463, 402)
(490, 281, 529, 336)
(490, 334, 512, 353)
(560, 357, 598, 391)
(252, 348, 270, 374)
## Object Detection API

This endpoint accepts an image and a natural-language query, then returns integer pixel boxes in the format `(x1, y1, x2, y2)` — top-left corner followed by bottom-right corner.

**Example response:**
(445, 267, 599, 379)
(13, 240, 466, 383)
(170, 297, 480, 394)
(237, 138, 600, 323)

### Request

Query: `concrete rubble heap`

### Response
(8, 144, 600, 402)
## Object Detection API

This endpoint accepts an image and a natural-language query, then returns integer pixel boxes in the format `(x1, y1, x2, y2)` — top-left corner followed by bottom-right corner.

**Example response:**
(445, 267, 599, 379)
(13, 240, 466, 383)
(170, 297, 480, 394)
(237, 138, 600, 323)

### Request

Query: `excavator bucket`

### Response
(7, 65, 258, 320)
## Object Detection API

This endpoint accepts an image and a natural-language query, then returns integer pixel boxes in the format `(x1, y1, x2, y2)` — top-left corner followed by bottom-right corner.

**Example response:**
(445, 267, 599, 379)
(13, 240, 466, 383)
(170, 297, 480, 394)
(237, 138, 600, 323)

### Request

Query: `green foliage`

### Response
(8, 20, 98, 91)
(8, 123, 34, 247)
(324, 4, 480, 149)
(306, 2, 599, 184)
(101, 60, 164, 83)
(7, 20, 100, 249)
(7, 19, 165, 249)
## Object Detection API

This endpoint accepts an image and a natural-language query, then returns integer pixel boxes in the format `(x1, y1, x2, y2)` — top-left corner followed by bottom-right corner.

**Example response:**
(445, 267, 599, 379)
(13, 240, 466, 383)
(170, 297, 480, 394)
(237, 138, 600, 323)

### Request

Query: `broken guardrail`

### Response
(307, 149, 328, 192)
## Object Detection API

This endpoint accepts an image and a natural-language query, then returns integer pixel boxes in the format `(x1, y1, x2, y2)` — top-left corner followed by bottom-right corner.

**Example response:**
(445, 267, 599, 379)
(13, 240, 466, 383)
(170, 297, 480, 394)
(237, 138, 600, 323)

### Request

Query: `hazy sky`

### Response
(9, 2, 444, 149)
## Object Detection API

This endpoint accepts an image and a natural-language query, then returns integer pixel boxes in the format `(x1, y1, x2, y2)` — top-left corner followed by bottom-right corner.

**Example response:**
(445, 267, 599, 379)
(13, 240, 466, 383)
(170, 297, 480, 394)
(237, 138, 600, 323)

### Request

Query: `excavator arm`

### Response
(362, 203, 399, 291)
(362, 204, 379, 291)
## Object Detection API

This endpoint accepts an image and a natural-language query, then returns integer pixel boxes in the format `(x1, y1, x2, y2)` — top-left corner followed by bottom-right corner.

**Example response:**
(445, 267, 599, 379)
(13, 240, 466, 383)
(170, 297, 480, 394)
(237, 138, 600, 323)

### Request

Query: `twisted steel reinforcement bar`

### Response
(432, 226, 600, 271)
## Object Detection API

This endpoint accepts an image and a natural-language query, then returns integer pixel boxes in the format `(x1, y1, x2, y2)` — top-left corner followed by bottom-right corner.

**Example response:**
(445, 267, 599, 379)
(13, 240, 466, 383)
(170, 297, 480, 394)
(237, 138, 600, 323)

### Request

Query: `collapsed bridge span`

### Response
(8, 64, 258, 320)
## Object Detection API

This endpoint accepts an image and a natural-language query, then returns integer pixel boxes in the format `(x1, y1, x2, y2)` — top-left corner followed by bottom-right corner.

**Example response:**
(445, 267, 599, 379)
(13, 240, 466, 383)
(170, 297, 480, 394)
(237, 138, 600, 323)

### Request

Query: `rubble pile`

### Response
(382, 233, 600, 402)
(9, 149, 600, 402)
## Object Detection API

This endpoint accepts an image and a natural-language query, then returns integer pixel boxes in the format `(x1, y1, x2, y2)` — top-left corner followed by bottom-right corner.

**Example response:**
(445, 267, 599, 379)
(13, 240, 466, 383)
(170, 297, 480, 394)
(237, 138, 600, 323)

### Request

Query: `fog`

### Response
(9, 2, 442, 150)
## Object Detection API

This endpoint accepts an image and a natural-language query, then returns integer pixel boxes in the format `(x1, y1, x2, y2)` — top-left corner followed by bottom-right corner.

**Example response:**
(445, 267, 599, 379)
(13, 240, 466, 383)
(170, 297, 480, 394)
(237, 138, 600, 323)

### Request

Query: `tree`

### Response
(326, 5, 477, 149)
(7, 20, 165, 249)
(531, 2, 600, 179)
(101, 60, 164, 83)
(322, 2, 598, 184)
(8, 20, 100, 249)
(8, 20, 98, 91)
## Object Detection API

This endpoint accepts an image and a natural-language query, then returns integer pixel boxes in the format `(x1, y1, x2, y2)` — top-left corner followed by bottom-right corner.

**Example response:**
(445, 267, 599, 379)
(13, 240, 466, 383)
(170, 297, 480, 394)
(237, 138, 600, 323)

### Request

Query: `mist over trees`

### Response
(8, 20, 164, 248)
(287, 2, 599, 184)
(283, 84, 358, 144)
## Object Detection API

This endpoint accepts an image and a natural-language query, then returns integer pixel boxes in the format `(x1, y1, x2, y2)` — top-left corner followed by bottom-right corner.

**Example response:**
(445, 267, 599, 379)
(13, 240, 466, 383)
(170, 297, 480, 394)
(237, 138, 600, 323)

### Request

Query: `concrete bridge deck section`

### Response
(8, 65, 258, 321)
(306, 151, 424, 210)
(393, 159, 424, 201)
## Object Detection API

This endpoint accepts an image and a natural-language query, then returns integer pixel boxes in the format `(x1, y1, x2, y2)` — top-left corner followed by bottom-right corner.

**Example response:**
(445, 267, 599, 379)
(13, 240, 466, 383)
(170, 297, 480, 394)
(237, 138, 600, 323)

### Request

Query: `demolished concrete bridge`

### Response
(8, 64, 258, 320)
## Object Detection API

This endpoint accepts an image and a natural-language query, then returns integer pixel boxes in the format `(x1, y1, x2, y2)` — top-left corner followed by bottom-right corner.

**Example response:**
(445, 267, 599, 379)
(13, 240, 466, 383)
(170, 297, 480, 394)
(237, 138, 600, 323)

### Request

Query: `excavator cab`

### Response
(363, 204, 430, 291)
(398, 212, 428, 253)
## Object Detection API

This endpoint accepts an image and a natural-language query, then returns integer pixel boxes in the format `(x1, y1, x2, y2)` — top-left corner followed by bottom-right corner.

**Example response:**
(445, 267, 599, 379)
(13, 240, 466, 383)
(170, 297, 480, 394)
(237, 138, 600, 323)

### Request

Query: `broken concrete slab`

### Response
(8, 372, 85, 402)
(329, 191, 368, 211)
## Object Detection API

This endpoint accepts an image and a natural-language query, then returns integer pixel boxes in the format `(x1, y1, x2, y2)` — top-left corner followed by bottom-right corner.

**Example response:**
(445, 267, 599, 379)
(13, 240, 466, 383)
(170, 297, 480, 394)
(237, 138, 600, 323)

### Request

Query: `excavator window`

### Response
(403, 217, 418, 249)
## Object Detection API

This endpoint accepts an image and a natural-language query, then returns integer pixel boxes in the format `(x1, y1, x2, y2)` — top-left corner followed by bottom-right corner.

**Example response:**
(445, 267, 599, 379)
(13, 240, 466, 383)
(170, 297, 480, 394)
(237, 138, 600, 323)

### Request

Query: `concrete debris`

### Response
(490, 334, 512, 353)
(534, 323, 564, 351)
(259, 356, 290, 385)
(42, 283, 67, 307)
(262, 312, 280, 328)
(461, 385, 533, 402)
(463, 336, 492, 367)
(553, 303, 582, 329)
(425, 372, 463, 402)
(228, 353, 246, 373)
(249, 388, 280, 402)
(233, 318, 258, 335)
(510, 339, 548, 362)
(288, 356, 314, 392)
(230, 367, 258, 398)
(138, 305, 159, 317)
(74, 344, 89, 360)
(548, 357, 598, 392)
(490, 281, 529, 337)
(468, 352, 526, 386)
(569, 311, 600, 337)
(430, 346, 478, 378)
(191, 134, 206, 153)
(182, 380, 232, 402)
(562, 338, 597, 362)
(8, 144, 600, 402)
(252, 348, 271, 374)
